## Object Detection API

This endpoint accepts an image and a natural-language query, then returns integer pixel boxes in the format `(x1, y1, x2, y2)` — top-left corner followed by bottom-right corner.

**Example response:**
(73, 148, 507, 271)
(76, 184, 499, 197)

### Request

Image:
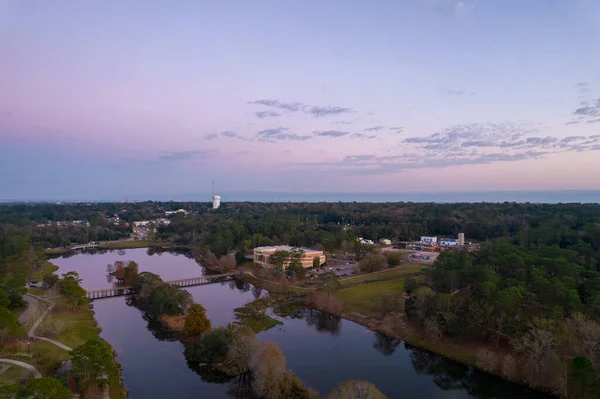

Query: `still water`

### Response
(49, 249, 553, 399)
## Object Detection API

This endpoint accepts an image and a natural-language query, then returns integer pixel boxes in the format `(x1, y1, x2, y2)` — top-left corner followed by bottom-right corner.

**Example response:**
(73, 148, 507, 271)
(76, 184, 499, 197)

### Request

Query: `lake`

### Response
(49, 249, 553, 399)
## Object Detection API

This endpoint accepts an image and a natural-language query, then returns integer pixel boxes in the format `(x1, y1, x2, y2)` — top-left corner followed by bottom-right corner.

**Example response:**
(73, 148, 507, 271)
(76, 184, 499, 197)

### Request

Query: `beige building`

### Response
(253, 245, 326, 268)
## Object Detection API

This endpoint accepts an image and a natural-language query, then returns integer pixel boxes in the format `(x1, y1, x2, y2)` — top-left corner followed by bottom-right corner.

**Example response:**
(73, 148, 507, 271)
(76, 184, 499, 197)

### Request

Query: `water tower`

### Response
(212, 180, 220, 209)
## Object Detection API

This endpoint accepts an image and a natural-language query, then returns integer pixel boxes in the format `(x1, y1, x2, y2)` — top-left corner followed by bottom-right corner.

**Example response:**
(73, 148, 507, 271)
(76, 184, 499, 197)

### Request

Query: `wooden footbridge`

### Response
(86, 271, 241, 300)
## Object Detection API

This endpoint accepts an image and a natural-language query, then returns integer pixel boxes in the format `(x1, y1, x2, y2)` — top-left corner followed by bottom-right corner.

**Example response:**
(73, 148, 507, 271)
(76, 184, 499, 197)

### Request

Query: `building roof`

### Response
(254, 245, 322, 254)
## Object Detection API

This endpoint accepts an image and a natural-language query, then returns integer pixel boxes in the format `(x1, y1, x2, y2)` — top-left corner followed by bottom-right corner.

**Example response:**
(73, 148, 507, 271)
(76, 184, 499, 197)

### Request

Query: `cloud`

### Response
(364, 126, 385, 132)
(314, 130, 349, 138)
(249, 99, 303, 112)
(221, 131, 237, 138)
(249, 99, 353, 118)
(292, 122, 600, 176)
(205, 131, 247, 140)
(350, 133, 376, 139)
(157, 150, 216, 162)
(333, 120, 354, 125)
(308, 105, 353, 117)
(389, 127, 404, 133)
(255, 110, 282, 118)
(573, 99, 600, 121)
(442, 89, 467, 96)
(257, 127, 311, 142)
(587, 118, 600, 124)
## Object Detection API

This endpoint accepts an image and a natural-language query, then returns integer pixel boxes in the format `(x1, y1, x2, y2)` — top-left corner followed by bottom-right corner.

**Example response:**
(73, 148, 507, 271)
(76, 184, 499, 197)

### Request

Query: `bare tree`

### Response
(381, 314, 405, 335)
(475, 348, 497, 372)
(218, 255, 236, 271)
(511, 328, 556, 386)
(425, 318, 442, 341)
(570, 313, 600, 368)
(251, 341, 286, 399)
(501, 354, 516, 381)
(225, 326, 258, 376)
(326, 380, 387, 399)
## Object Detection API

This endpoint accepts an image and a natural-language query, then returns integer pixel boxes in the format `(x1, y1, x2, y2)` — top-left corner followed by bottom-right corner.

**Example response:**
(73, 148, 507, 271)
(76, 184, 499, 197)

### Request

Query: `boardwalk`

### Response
(86, 271, 241, 299)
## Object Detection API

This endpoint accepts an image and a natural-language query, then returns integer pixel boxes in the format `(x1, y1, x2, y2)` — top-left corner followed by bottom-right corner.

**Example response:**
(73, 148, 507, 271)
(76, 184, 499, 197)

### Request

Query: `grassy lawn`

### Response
(98, 239, 151, 249)
(0, 364, 33, 385)
(53, 301, 102, 349)
(340, 263, 426, 287)
(335, 279, 405, 317)
(30, 262, 59, 281)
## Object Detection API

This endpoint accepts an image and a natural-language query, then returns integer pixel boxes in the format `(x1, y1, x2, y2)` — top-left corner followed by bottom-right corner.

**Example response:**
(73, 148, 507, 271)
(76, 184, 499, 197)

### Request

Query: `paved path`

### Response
(34, 336, 72, 351)
(0, 359, 42, 379)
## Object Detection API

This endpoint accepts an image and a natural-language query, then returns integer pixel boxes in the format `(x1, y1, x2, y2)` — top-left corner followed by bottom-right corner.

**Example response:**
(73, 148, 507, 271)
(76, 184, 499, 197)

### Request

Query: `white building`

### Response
(212, 195, 221, 209)
(358, 238, 374, 245)
(165, 209, 188, 216)
(379, 238, 392, 245)
(421, 236, 437, 244)
(440, 238, 460, 247)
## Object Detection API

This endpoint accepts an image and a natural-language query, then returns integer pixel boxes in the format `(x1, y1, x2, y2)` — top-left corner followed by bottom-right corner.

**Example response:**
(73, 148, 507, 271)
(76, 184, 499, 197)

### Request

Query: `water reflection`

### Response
(406, 343, 551, 398)
(372, 332, 402, 356)
(303, 310, 342, 336)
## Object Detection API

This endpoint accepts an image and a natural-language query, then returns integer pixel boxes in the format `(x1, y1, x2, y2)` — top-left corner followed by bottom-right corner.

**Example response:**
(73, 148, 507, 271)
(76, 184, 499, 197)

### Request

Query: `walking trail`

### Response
(19, 294, 110, 398)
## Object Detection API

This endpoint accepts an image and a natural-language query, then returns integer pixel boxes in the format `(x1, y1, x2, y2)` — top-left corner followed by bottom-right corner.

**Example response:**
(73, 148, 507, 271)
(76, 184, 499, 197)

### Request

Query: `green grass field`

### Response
(335, 279, 405, 317)
(340, 263, 426, 287)
(98, 239, 151, 249)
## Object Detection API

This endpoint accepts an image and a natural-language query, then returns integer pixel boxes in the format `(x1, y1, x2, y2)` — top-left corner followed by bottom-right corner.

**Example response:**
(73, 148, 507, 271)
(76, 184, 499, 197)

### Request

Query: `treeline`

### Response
(2, 201, 600, 258)
(402, 243, 600, 396)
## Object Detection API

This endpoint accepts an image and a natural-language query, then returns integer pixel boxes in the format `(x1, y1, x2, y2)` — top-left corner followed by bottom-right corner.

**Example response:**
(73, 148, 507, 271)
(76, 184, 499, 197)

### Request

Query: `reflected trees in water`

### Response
(372, 332, 402, 356)
(406, 343, 552, 399)
(304, 310, 342, 336)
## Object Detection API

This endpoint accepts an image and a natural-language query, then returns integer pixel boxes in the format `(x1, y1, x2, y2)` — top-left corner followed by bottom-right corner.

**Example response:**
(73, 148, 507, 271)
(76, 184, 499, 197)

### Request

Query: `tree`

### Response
(288, 248, 305, 270)
(184, 303, 211, 336)
(186, 327, 233, 364)
(312, 257, 321, 269)
(70, 338, 118, 387)
(224, 326, 258, 376)
(501, 354, 516, 381)
(571, 356, 600, 399)
(58, 275, 87, 310)
(269, 251, 289, 274)
(359, 253, 383, 273)
(131, 272, 163, 295)
(326, 380, 387, 399)
(386, 252, 401, 267)
(381, 294, 400, 315)
(19, 377, 71, 399)
(404, 278, 417, 295)
(147, 283, 191, 315)
(511, 328, 556, 385)
(319, 273, 341, 297)
(42, 274, 59, 288)
(475, 348, 497, 372)
(0, 307, 19, 342)
(251, 341, 287, 399)
(0, 289, 10, 308)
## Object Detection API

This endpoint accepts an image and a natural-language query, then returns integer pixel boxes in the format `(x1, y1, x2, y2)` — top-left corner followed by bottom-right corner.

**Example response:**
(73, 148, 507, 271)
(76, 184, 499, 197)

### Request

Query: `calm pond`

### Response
(49, 248, 553, 399)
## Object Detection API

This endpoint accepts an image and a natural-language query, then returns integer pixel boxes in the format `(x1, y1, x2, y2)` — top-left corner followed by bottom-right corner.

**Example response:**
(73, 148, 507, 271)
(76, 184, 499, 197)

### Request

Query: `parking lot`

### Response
(309, 262, 356, 278)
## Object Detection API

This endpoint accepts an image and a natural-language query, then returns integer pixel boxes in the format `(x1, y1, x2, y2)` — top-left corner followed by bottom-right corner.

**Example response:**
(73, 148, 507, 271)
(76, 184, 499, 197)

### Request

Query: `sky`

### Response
(1, 0, 600, 200)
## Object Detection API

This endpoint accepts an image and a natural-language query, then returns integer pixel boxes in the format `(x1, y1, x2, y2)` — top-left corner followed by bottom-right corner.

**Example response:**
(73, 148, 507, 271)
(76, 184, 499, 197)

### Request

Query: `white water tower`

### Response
(212, 180, 220, 209)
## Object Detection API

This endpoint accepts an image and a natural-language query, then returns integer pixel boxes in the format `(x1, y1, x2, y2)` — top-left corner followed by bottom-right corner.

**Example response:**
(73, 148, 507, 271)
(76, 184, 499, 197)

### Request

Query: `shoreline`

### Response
(45, 241, 195, 255)
(243, 273, 557, 398)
